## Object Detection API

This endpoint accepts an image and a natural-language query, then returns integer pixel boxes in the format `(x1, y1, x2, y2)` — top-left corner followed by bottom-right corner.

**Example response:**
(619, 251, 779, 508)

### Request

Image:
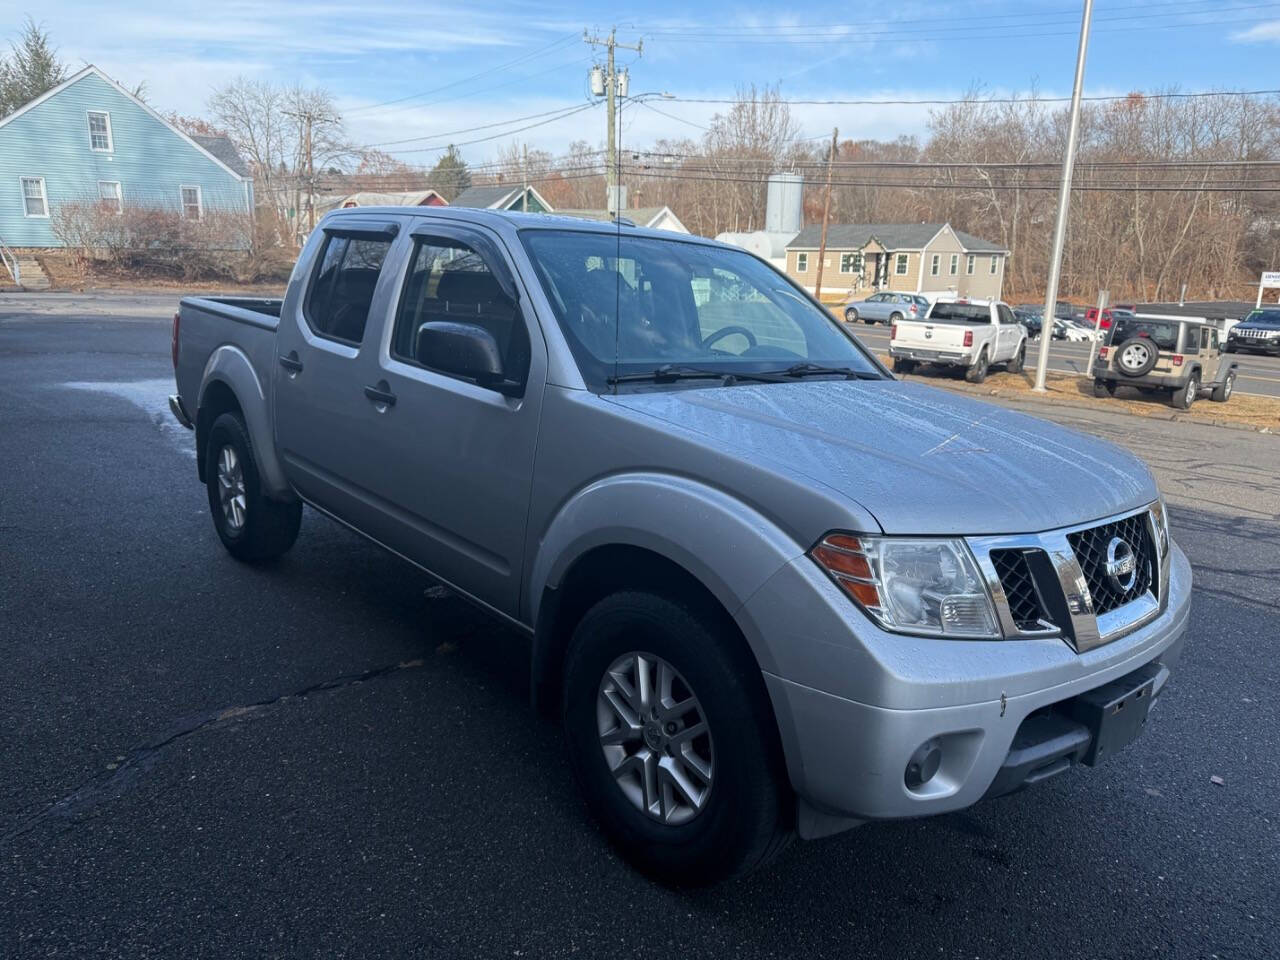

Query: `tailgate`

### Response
(892, 320, 969, 350)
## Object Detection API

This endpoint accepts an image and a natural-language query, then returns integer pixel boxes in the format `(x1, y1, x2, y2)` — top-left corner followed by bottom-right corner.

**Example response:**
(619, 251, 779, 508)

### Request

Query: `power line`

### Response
(345, 33, 579, 113)
(665, 88, 1280, 107)
(363, 103, 595, 149)
(381, 102, 601, 156)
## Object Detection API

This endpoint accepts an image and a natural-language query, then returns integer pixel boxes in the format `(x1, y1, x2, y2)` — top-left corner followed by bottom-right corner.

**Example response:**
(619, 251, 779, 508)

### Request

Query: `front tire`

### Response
(205, 412, 302, 562)
(1211, 372, 1235, 402)
(562, 591, 792, 885)
(1006, 341, 1026, 373)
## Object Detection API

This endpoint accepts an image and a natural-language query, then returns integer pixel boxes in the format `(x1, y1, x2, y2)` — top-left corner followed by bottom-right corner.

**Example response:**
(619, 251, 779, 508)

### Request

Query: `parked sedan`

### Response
(844, 292, 928, 325)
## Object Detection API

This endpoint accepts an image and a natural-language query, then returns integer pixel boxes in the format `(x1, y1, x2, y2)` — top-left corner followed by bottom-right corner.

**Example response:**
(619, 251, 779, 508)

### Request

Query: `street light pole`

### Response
(1033, 0, 1095, 392)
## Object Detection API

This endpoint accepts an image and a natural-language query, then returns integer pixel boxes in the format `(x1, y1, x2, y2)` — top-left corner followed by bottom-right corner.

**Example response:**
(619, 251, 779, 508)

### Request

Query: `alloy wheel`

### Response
(596, 651, 714, 825)
(216, 444, 247, 531)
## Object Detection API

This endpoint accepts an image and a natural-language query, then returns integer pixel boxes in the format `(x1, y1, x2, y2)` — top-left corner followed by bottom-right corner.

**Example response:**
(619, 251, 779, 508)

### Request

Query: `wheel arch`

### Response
(526, 473, 810, 715)
(196, 346, 290, 497)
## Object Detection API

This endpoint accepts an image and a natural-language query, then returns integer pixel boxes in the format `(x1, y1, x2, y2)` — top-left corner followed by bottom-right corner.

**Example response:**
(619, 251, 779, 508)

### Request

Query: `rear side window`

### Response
(392, 236, 530, 390)
(305, 234, 391, 345)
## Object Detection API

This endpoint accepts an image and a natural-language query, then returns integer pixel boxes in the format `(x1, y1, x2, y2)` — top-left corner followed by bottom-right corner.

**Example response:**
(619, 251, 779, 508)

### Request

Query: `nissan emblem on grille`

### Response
(1105, 537, 1138, 593)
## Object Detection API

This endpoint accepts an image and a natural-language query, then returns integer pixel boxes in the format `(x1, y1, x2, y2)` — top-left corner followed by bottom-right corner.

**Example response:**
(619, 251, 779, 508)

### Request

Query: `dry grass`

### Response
(879, 355, 1280, 432)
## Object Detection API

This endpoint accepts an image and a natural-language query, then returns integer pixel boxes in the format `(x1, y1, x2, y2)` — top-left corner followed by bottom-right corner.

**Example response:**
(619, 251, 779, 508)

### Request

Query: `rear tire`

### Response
(562, 590, 793, 885)
(964, 348, 989, 384)
(1171, 375, 1199, 409)
(892, 357, 917, 375)
(845, 308, 858, 323)
(1093, 378, 1116, 398)
(1210, 372, 1235, 403)
(889, 311, 903, 325)
(205, 412, 302, 562)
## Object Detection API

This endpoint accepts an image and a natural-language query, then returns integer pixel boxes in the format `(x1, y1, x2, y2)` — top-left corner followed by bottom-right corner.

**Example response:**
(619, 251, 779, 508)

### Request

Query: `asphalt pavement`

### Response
(845, 321, 1280, 397)
(2, 297, 1278, 959)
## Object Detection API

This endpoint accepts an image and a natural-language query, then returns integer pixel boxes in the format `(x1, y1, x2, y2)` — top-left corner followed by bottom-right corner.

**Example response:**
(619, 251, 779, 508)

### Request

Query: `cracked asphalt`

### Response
(2, 296, 1277, 959)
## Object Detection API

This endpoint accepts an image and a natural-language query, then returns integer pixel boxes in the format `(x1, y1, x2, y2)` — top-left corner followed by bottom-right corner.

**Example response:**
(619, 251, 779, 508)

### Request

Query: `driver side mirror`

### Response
(415, 321, 517, 394)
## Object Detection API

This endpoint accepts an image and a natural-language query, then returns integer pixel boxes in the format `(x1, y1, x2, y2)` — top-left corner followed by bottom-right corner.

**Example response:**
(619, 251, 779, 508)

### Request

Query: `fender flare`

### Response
(199, 345, 291, 497)
(527, 471, 808, 677)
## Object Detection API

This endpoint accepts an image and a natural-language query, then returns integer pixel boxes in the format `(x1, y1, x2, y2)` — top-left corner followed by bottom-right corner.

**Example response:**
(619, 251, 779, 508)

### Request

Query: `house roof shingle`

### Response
(451, 184, 521, 208)
(787, 222, 1006, 253)
(189, 134, 251, 178)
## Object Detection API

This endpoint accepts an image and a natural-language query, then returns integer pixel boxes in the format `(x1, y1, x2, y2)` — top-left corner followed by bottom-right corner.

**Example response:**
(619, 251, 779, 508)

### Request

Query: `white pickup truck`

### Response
(889, 297, 1027, 383)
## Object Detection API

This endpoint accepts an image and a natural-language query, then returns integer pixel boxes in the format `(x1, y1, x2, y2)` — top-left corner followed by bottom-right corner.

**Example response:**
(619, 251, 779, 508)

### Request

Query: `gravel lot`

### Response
(2, 295, 1277, 959)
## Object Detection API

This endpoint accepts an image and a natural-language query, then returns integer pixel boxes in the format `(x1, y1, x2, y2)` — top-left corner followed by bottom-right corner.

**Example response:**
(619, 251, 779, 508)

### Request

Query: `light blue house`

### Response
(0, 65, 253, 248)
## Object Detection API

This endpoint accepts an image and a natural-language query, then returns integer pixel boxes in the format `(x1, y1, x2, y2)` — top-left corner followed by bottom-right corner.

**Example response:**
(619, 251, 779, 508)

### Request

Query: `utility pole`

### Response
(814, 128, 838, 305)
(1033, 0, 1094, 392)
(585, 27, 642, 213)
(304, 112, 315, 232)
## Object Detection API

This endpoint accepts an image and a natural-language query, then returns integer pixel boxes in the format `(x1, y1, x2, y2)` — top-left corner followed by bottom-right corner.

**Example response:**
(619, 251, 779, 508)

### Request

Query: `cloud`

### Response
(1231, 20, 1280, 43)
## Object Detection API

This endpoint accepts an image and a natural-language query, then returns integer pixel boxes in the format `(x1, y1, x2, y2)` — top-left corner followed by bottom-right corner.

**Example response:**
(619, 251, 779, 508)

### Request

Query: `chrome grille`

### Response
(1067, 513, 1156, 616)
(990, 548, 1050, 630)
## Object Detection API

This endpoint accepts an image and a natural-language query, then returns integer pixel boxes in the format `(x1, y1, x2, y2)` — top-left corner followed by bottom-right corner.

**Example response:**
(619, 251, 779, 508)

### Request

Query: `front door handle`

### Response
(278, 353, 304, 373)
(363, 385, 397, 407)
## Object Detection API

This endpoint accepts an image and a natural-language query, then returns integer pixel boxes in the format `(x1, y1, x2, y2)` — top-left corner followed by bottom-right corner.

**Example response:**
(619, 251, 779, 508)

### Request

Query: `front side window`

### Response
(796, 252, 808, 272)
(997, 304, 1016, 325)
(180, 185, 202, 219)
(305, 234, 391, 345)
(88, 111, 113, 151)
(20, 176, 47, 217)
(966, 255, 975, 275)
(98, 180, 122, 213)
(895, 253, 909, 276)
(930, 254, 940, 276)
(521, 230, 880, 392)
(392, 236, 530, 391)
(949, 254, 958, 275)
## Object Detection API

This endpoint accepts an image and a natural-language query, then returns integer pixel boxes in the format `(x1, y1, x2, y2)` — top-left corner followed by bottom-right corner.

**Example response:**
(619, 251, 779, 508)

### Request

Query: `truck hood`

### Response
(605, 380, 1157, 536)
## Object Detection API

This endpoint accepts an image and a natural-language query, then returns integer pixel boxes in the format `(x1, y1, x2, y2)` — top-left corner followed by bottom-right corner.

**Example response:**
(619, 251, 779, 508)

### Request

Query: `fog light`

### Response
(905, 739, 942, 790)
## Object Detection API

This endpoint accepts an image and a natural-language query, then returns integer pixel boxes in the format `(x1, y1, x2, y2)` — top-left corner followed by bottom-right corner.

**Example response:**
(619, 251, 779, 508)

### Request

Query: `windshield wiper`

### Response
(768, 363, 882, 380)
(606, 364, 791, 386)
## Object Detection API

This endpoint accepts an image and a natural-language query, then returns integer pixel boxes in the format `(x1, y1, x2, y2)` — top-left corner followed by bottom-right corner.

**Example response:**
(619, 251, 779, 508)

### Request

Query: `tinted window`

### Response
(928, 303, 992, 324)
(520, 230, 878, 391)
(306, 235, 391, 344)
(392, 236, 530, 389)
(1245, 309, 1280, 325)
(1108, 317, 1177, 350)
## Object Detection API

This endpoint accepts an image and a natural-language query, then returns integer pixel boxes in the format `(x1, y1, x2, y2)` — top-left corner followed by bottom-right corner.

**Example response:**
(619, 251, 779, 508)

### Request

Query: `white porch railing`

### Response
(0, 237, 19, 285)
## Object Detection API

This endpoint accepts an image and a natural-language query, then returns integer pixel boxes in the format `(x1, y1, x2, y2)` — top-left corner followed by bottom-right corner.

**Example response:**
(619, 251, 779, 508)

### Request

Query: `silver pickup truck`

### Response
(171, 207, 1190, 885)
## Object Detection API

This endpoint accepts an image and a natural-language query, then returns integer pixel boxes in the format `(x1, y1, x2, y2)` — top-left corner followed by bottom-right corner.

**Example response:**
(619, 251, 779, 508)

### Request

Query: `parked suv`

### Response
(844, 292, 928, 325)
(1094, 314, 1237, 409)
(1225, 307, 1280, 354)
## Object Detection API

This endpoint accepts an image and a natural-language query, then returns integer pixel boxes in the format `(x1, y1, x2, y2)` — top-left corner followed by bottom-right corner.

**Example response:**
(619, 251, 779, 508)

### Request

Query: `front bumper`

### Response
(737, 542, 1191, 835)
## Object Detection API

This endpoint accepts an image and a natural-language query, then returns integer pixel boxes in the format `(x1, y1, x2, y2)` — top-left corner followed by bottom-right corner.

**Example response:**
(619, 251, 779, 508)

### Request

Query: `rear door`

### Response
(344, 221, 547, 617)
(273, 217, 402, 532)
(1199, 325, 1221, 382)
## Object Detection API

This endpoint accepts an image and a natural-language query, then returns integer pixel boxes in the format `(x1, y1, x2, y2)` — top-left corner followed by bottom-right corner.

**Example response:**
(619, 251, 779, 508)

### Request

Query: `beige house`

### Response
(785, 223, 1010, 300)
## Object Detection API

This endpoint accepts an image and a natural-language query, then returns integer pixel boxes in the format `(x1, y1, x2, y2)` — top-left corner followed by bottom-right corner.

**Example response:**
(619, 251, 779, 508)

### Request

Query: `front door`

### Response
(346, 222, 547, 618)
(995, 304, 1022, 361)
(273, 217, 404, 535)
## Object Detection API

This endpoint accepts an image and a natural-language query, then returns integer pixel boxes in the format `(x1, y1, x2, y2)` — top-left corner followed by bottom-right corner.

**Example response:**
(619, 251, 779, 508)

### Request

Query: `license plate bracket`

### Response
(1068, 664, 1160, 766)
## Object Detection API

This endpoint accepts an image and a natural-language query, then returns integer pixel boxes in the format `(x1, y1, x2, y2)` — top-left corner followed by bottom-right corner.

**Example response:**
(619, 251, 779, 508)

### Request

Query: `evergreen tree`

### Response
(427, 145, 472, 201)
(0, 18, 68, 117)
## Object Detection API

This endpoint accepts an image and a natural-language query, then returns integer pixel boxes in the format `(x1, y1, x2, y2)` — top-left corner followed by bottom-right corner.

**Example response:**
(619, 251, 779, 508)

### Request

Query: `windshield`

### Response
(520, 229, 880, 391)
(1244, 309, 1280, 325)
(926, 303, 991, 324)
(1109, 317, 1178, 350)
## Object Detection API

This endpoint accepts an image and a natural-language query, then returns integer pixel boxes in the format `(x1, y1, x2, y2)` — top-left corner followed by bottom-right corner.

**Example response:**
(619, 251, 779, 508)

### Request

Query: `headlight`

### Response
(810, 534, 999, 638)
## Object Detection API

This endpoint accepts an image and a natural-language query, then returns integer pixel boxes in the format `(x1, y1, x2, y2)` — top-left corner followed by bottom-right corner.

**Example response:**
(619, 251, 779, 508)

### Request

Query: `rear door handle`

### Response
(278, 354, 304, 373)
(363, 385, 396, 407)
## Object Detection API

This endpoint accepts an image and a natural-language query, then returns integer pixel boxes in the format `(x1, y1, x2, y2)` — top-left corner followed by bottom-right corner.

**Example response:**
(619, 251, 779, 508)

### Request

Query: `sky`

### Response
(7, 0, 1280, 168)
